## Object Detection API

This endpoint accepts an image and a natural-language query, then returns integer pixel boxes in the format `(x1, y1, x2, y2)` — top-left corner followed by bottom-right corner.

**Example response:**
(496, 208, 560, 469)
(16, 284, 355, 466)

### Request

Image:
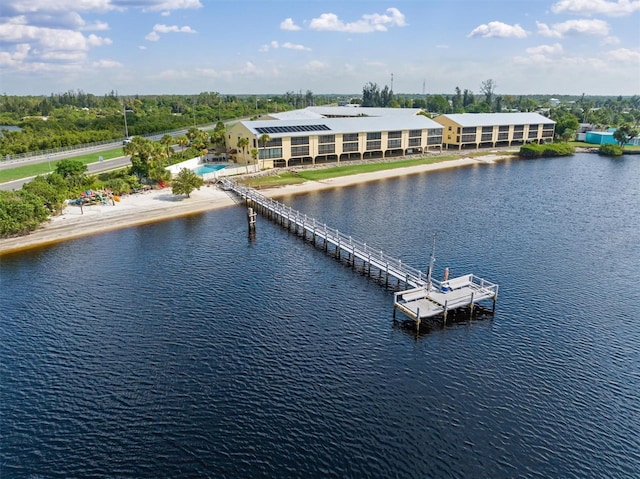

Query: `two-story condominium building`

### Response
(227, 107, 444, 168)
(434, 113, 556, 150)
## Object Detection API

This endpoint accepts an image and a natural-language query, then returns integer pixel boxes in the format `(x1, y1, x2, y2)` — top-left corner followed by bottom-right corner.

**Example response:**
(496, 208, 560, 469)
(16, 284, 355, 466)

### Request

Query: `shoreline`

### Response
(0, 155, 509, 256)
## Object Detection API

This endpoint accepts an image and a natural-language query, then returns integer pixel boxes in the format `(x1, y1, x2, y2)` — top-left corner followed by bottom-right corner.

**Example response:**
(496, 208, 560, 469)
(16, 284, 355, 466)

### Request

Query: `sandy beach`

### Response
(0, 155, 508, 255)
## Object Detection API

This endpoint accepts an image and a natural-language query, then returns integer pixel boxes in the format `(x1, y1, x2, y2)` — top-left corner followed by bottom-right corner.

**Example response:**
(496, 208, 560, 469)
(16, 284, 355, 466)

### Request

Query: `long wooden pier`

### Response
(218, 178, 498, 328)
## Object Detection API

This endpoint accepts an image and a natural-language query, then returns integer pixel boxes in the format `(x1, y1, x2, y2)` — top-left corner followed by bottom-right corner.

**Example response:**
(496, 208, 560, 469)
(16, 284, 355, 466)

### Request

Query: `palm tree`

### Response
(237, 137, 249, 173)
(250, 149, 258, 172)
(258, 133, 271, 170)
(177, 135, 189, 157)
(160, 134, 173, 159)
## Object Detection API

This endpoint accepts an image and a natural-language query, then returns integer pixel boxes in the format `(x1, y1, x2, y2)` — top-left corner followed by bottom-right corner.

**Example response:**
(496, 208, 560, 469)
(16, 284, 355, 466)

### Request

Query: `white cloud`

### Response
(3, 0, 201, 15)
(0, 43, 31, 66)
(260, 40, 310, 52)
(602, 35, 621, 44)
(608, 47, 640, 62)
(468, 21, 528, 38)
(92, 59, 122, 68)
(145, 31, 160, 41)
(309, 7, 406, 33)
(0, 23, 111, 51)
(304, 60, 329, 74)
(141, 0, 202, 11)
(551, 0, 640, 17)
(145, 23, 196, 41)
(280, 18, 301, 31)
(282, 42, 310, 51)
(526, 43, 564, 55)
(151, 24, 196, 34)
(537, 19, 609, 37)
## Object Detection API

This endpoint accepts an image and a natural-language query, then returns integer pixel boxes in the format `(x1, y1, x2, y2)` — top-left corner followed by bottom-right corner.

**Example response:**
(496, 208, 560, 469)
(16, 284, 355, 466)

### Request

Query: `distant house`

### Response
(585, 131, 640, 146)
(433, 112, 555, 150)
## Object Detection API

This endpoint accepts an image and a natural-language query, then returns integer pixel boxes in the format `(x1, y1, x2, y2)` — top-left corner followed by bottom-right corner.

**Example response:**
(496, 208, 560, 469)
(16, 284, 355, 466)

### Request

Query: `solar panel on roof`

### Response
(255, 124, 331, 134)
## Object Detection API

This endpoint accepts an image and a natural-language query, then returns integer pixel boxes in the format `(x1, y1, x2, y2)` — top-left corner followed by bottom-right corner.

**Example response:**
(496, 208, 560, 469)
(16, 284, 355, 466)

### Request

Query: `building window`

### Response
(343, 133, 358, 142)
(481, 133, 493, 141)
(291, 145, 309, 156)
(266, 138, 282, 147)
(259, 148, 283, 159)
(427, 128, 442, 136)
(482, 126, 493, 133)
(461, 134, 476, 143)
(514, 125, 524, 132)
(388, 131, 402, 139)
(291, 136, 309, 146)
(342, 142, 359, 152)
(366, 140, 381, 150)
(427, 136, 442, 145)
(318, 134, 335, 143)
(318, 144, 335, 154)
(387, 139, 402, 148)
(408, 138, 422, 147)
(409, 129, 422, 138)
(528, 130, 538, 139)
(499, 125, 509, 132)
(462, 127, 476, 134)
(513, 132, 524, 139)
(367, 132, 381, 141)
(498, 132, 509, 140)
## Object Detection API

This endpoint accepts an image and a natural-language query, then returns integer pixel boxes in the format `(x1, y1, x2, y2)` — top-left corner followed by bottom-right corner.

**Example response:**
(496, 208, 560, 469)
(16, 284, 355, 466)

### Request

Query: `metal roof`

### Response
(438, 112, 555, 127)
(241, 114, 443, 138)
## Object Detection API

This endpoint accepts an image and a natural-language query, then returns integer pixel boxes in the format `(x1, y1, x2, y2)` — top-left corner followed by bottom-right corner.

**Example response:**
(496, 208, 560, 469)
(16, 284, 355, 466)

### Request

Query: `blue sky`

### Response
(1, 0, 639, 96)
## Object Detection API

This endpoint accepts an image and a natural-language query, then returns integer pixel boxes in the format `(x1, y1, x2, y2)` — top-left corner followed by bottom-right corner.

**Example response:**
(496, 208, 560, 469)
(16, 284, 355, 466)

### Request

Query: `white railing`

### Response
(220, 177, 429, 287)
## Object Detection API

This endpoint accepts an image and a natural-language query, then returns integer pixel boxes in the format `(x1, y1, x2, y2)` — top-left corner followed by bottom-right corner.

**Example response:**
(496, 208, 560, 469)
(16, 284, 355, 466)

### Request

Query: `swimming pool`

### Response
(192, 164, 227, 175)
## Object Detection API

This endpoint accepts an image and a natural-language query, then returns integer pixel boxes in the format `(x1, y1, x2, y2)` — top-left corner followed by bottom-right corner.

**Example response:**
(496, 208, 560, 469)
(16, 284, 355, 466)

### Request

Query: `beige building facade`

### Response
(434, 113, 556, 150)
(227, 107, 444, 169)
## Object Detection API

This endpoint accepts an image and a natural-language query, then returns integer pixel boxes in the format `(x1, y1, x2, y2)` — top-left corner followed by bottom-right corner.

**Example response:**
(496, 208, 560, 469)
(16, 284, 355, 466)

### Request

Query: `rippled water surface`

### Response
(2, 153, 639, 478)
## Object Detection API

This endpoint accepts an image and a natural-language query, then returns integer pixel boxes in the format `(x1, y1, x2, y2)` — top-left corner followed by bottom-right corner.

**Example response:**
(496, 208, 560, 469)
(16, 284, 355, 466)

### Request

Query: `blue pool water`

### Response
(193, 163, 227, 175)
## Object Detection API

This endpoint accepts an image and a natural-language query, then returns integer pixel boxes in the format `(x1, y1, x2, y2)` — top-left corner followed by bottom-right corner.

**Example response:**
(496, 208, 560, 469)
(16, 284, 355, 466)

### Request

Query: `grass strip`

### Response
(0, 148, 125, 183)
(241, 154, 468, 188)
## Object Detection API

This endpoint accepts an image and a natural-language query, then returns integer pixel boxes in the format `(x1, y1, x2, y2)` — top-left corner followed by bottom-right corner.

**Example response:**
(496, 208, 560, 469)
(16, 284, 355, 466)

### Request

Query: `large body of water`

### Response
(2, 153, 639, 478)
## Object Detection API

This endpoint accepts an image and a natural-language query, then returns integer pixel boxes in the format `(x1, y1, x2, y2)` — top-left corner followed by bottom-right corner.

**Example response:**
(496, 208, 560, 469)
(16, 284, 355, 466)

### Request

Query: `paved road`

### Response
(0, 156, 131, 191)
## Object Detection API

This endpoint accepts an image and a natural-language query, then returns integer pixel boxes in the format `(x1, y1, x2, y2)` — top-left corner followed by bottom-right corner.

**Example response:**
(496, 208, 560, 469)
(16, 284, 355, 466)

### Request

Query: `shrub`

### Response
(598, 144, 623, 157)
(519, 142, 575, 158)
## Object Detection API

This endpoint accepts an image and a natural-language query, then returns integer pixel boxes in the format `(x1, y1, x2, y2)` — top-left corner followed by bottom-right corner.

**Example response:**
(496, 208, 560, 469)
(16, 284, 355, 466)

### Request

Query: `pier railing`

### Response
(219, 177, 429, 287)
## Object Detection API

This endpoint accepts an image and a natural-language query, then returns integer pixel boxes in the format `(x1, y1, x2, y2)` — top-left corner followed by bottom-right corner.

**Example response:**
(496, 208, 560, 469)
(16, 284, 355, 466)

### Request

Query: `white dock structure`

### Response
(218, 178, 498, 328)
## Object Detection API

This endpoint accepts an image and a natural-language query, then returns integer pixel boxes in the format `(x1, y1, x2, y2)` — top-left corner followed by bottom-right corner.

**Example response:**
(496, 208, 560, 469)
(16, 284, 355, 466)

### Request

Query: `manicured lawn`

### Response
(241, 154, 465, 188)
(0, 148, 125, 183)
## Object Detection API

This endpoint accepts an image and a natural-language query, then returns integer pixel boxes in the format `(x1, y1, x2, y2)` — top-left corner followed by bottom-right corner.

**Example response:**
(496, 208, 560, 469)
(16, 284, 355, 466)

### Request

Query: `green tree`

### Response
(171, 168, 203, 198)
(480, 79, 497, 111)
(613, 124, 639, 147)
(55, 158, 87, 178)
(452, 87, 463, 112)
(22, 175, 68, 214)
(0, 190, 50, 237)
(426, 94, 450, 113)
(554, 114, 579, 142)
(237, 137, 249, 172)
(177, 135, 189, 157)
(258, 133, 271, 169)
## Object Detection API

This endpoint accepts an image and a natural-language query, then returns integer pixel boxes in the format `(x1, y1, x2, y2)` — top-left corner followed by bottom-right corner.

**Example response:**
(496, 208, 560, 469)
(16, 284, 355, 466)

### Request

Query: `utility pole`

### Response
(123, 102, 129, 138)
